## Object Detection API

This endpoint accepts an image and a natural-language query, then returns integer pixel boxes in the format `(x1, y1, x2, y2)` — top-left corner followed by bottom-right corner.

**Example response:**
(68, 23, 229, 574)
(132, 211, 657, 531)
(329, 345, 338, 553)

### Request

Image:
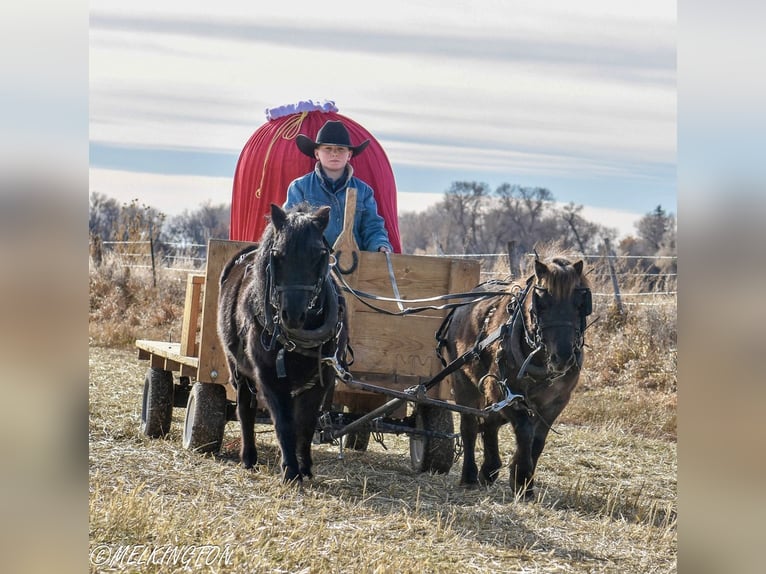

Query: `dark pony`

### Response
(440, 254, 592, 498)
(218, 203, 347, 483)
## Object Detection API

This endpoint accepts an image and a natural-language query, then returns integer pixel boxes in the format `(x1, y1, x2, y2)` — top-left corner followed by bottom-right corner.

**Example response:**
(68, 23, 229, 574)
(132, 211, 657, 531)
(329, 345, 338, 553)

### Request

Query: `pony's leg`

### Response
(479, 421, 503, 485)
(507, 411, 536, 498)
(453, 372, 482, 486)
(292, 384, 325, 479)
(459, 413, 480, 486)
(259, 380, 301, 484)
(236, 376, 258, 469)
(529, 426, 552, 484)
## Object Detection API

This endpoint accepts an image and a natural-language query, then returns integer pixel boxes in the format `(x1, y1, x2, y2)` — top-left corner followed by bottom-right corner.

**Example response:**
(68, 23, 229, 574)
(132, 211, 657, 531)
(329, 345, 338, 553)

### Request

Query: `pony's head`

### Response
(517, 256, 592, 376)
(266, 203, 332, 332)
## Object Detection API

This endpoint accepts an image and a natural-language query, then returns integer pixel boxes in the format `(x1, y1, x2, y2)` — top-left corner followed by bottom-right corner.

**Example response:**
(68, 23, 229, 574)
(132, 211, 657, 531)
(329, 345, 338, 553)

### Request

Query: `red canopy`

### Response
(230, 108, 401, 253)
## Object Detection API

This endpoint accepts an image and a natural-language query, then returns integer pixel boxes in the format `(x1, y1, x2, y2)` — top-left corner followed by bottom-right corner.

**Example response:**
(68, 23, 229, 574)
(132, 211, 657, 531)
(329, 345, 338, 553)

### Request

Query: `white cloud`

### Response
(89, 1, 675, 220)
(577, 204, 641, 239)
(89, 168, 232, 214)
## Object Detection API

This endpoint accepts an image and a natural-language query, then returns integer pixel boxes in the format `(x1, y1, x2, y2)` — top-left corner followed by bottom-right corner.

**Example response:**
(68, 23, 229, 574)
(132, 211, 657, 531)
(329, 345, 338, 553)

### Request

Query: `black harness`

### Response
(234, 243, 345, 399)
(434, 275, 593, 426)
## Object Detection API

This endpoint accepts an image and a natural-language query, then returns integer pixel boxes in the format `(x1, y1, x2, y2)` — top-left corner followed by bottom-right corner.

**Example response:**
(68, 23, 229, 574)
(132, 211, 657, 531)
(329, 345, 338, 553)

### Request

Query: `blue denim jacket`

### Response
(283, 163, 392, 252)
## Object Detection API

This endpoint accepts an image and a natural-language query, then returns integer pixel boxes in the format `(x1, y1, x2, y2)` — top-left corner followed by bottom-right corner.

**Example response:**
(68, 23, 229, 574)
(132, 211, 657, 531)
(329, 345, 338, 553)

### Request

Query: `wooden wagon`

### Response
(136, 205, 480, 473)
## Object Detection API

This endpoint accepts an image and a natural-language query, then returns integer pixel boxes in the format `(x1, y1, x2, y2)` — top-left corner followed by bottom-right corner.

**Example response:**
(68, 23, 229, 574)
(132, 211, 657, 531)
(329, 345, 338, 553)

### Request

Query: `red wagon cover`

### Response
(230, 101, 402, 253)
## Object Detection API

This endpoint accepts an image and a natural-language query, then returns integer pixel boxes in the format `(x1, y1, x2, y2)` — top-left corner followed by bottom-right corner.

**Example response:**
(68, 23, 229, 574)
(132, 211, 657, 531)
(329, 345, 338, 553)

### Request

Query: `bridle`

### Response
(260, 244, 340, 354)
(267, 248, 328, 315)
(513, 281, 593, 380)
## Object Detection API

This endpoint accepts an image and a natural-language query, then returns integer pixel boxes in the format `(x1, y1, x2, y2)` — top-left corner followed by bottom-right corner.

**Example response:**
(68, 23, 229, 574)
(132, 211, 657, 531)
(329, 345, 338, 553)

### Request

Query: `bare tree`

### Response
(441, 181, 490, 253)
(636, 205, 675, 253)
(397, 180, 661, 259)
(494, 184, 556, 253)
(558, 202, 613, 254)
(162, 202, 230, 245)
(89, 192, 121, 241)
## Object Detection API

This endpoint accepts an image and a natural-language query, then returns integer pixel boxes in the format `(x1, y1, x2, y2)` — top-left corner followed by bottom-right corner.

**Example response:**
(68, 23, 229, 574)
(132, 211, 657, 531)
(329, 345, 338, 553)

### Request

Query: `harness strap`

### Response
(331, 265, 511, 315)
(383, 251, 405, 311)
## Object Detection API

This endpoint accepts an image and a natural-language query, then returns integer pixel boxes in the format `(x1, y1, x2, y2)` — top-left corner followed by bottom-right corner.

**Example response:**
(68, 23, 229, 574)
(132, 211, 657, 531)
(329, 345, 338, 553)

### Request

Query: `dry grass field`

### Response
(89, 260, 676, 573)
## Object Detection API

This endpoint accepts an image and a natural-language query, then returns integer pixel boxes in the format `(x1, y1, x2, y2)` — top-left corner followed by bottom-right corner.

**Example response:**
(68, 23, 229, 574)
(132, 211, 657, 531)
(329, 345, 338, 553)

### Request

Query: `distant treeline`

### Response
(89, 181, 676, 261)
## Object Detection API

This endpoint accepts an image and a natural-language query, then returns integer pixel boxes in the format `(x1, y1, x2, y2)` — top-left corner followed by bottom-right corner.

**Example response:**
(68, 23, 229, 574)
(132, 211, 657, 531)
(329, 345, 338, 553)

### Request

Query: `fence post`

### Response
(90, 234, 103, 267)
(506, 241, 518, 278)
(149, 222, 157, 287)
(602, 238, 623, 313)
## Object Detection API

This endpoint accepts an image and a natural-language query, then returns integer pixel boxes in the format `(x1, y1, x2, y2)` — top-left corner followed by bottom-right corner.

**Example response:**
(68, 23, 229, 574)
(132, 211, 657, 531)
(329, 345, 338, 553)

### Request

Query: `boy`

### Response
(284, 120, 392, 253)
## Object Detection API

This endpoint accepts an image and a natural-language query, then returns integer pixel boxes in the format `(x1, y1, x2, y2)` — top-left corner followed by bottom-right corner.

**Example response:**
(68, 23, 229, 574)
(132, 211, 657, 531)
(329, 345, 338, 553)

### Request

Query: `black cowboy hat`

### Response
(296, 120, 370, 158)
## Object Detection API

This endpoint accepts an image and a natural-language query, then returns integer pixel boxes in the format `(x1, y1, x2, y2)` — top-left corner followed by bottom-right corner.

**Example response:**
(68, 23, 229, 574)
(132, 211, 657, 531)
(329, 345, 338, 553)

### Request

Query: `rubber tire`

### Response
(409, 405, 455, 474)
(140, 368, 174, 438)
(342, 430, 370, 452)
(182, 382, 227, 453)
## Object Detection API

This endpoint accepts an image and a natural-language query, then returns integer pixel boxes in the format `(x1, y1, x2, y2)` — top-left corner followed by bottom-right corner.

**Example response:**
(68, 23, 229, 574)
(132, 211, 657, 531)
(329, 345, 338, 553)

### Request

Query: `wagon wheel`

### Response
(140, 368, 174, 438)
(409, 405, 455, 474)
(341, 430, 370, 451)
(340, 407, 370, 451)
(182, 382, 228, 453)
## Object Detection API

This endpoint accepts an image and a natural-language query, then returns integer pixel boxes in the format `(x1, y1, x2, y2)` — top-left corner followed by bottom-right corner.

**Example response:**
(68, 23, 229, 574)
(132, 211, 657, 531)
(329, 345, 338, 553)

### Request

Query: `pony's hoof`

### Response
(459, 479, 480, 489)
(479, 471, 500, 486)
(512, 481, 535, 501)
(282, 469, 303, 486)
(241, 451, 258, 469)
(516, 488, 535, 502)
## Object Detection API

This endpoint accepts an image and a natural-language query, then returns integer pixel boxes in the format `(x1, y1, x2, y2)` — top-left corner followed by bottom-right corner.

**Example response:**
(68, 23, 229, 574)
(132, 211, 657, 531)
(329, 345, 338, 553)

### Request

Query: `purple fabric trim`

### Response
(265, 100, 338, 121)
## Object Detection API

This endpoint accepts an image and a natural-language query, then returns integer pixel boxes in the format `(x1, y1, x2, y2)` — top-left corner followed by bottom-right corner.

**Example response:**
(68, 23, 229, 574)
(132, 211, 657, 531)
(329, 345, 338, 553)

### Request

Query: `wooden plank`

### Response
(163, 358, 181, 372)
(180, 274, 205, 357)
(347, 252, 480, 317)
(342, 253, 480, 376)
(348, 313, 445, 379)
(180, 364, 197, 378)
(331, 191, 361, 340)
(197, 239, 255, 384)
(336, 252, 479, 405)
(356, 252, 452, 294)
(449, 258, 481, 292)
(135, 340, 199, 371)
(331, 187, 359, 274)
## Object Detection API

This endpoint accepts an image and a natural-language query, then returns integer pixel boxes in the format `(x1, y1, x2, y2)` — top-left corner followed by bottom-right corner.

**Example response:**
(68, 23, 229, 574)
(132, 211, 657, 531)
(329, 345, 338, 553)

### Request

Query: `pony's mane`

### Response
(535, 257, 589, 301)
(252, 202, 324, 301)
(259, 202, 316, 250)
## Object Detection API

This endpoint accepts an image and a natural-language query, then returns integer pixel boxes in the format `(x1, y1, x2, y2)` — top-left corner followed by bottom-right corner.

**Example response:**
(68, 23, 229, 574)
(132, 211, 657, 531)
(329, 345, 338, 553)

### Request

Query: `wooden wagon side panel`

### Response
(197, 239, 256, 399)
(349, 313, 444, 378)
(346, 251, 481, 401)
(180, 274, 205, 357)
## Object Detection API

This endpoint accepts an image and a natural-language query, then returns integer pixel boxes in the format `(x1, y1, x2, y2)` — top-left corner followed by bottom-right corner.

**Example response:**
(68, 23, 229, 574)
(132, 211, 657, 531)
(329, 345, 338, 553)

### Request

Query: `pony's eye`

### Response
(575, 288, 593, 316)
(534, 291, 551, 311)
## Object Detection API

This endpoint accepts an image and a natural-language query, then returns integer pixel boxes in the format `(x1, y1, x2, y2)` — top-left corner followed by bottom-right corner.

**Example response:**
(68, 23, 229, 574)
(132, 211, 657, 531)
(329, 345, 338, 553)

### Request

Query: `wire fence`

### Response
(92, 240, 677, 308)
(99, 240, 207, 274)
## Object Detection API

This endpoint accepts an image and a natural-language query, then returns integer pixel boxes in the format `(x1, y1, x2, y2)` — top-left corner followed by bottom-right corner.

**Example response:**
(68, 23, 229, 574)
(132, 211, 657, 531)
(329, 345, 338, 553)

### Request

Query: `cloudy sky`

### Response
(89, 0, 676, 238)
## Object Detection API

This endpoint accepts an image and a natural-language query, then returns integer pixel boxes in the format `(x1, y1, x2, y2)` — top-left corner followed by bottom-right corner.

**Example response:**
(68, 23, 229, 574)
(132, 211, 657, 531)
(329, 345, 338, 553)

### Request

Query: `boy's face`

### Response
(315, 145, 352, 170)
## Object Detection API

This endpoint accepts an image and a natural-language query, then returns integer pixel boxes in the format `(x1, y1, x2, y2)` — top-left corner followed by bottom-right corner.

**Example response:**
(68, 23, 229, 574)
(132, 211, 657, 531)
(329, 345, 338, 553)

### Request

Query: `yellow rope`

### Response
(255, 112, 308, 198)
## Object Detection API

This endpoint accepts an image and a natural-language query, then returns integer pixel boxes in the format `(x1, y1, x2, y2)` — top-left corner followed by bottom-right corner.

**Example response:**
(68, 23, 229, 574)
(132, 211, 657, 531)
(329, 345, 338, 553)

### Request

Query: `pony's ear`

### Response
(534, 259, 548, 280)
(573, 259, 584, 275)
(313, 206, 331, 231)
(271, 204, 287, 230)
